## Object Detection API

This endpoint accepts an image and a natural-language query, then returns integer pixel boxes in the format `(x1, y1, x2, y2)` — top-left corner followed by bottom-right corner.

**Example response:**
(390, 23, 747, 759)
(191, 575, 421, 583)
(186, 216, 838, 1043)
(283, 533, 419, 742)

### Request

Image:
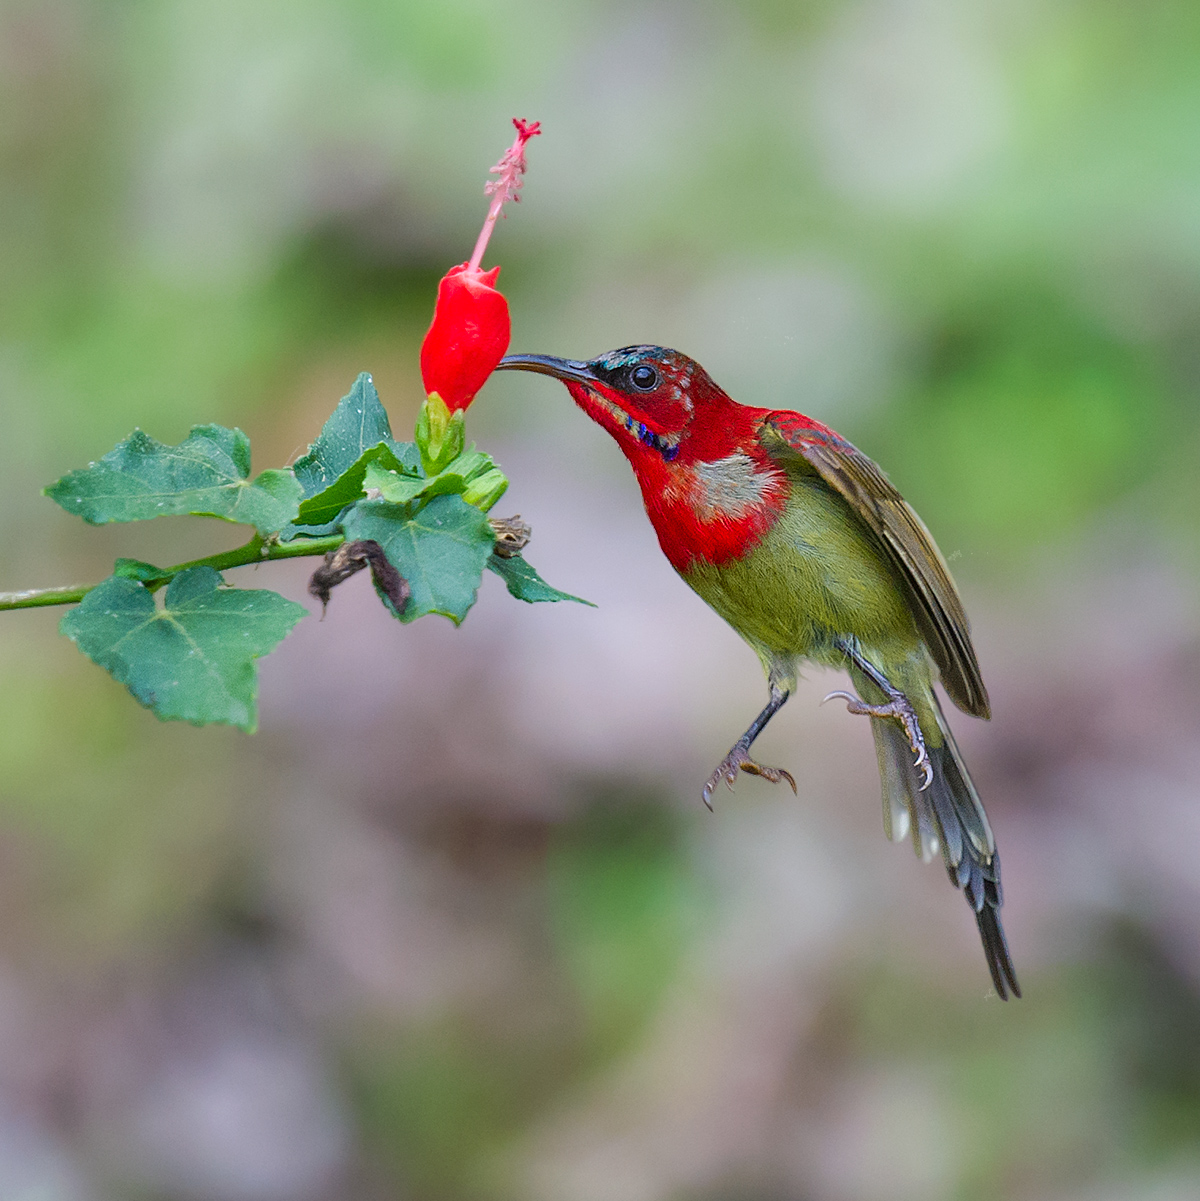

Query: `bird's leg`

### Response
(826, 638, 933, 790)
(702, 683, 797, 810)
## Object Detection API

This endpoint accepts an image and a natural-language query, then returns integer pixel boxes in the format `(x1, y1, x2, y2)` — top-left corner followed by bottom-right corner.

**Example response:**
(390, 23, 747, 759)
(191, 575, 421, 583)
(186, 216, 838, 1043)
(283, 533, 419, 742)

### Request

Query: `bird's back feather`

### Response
(759, 413, 990, 719)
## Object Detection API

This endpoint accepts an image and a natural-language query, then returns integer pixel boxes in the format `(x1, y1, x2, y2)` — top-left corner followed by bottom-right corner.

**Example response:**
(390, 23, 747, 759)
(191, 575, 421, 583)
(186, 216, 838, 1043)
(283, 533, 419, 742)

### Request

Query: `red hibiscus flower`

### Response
(419, 119, 541, 413)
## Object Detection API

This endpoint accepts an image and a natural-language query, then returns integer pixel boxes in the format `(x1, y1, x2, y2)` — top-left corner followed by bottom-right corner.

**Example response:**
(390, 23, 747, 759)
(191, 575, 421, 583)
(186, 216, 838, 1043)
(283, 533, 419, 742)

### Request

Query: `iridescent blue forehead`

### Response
(593, 345, 671, 371)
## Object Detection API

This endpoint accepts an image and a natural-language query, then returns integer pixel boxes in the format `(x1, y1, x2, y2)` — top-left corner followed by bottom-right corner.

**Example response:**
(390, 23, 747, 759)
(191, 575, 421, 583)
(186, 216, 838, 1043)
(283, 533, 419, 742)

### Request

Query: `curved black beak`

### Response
(496, 354, 597, 385)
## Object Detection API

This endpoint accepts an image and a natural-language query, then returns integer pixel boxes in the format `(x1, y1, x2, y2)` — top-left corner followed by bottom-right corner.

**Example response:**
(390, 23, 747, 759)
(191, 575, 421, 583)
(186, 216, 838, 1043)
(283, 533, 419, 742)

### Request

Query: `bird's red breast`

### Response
(553, 351, 849, 574)
(566, 379, 785, 572)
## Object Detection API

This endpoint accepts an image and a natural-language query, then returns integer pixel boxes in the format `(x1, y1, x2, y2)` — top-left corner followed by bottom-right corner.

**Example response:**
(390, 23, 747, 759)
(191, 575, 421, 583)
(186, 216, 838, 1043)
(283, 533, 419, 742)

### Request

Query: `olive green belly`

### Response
(682, 475, 919, 669)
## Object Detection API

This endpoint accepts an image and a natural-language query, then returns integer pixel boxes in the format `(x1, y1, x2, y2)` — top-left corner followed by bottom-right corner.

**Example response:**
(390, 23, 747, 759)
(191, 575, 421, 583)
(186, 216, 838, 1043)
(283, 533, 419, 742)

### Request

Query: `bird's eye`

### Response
(630, 364, 659, 391)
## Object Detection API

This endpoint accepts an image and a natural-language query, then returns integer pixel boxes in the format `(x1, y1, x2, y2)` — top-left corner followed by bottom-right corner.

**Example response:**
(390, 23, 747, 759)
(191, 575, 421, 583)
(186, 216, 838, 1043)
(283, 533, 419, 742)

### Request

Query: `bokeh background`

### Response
(3, 1, 1200, 1197)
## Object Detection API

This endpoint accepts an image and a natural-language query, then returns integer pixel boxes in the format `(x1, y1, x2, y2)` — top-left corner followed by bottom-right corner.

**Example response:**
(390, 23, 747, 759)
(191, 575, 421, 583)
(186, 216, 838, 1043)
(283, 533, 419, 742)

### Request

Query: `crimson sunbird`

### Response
(497, 345, 1019, 999)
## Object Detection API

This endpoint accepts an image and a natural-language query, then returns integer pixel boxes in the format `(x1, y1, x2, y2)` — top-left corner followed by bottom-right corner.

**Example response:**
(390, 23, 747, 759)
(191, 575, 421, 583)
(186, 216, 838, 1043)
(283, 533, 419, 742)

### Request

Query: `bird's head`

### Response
(496, 345, 722, 462)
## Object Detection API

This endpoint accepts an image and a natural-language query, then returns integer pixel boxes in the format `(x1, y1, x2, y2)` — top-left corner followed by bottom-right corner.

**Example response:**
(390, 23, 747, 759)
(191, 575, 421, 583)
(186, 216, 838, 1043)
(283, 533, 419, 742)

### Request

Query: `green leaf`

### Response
(487, 553, 594, 605)
(362, 461, 472, 505)
(45, 425, 303, 535)
(362, 462, 431, 506)
(387, 440, 424, 474)
(342, 494, 496, 624)
(445, 450, 495, 481)
(295, 442, 419, 528)
(277, 519, 344, 542)
(292, 373, 394, 498)
(358, 448, 506, 512)
(60, 567, 306, 732)
(113, 558, 167, 583)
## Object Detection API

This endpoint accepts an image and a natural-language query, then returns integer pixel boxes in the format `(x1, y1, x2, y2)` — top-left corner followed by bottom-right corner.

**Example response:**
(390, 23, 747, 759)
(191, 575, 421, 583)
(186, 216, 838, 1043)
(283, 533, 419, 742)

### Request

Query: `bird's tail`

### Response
(868, 688, 1020, 1000)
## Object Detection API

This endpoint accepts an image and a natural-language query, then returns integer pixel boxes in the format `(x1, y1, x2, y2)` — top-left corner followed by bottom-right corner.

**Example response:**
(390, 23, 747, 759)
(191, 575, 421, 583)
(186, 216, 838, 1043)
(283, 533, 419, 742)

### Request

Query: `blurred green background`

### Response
(3, 1, 1200, 1198)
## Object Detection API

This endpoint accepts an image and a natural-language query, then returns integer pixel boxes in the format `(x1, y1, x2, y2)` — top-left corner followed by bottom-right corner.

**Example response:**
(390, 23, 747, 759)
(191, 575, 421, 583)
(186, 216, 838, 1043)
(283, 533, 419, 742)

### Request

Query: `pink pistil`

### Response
(467, 118, 542, 272)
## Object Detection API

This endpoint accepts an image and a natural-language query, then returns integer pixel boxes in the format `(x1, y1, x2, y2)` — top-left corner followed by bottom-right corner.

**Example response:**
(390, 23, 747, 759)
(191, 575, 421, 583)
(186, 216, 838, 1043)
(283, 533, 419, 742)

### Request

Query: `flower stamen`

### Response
(467, 118, 542, 272)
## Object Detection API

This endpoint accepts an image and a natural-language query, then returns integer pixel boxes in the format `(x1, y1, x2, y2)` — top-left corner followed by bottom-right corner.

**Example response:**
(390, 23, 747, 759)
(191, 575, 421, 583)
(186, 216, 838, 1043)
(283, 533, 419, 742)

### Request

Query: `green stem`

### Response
(0, 533, 345, 612)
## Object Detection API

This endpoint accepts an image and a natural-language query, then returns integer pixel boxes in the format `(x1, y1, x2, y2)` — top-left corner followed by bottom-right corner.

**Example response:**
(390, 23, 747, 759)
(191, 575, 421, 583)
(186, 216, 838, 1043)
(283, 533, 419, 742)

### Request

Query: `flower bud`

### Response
(414, 393, 466, 476)
(419, 264, 511, 413)
(461, 467, 509, 512)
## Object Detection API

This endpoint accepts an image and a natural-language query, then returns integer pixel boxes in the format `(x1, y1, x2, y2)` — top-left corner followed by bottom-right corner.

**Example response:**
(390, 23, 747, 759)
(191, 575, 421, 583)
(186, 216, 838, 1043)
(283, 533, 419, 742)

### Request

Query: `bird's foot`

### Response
(824, 689, 933, 790)
(702, 744, 797, 811)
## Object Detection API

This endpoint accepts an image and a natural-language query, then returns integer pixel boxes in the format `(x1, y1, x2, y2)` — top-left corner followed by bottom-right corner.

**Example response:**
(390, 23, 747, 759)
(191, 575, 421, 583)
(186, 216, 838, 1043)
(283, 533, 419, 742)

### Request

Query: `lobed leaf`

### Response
(45, 425, 302, 535)
(487, 553, 594, 605)
(292, 373, 397, 497)
(360, 448, 505, 511)
(362, 461, 472, 506)
(342, 494, 496, 624)
(60, 567, 306, 732)
(295, 442, 420, 528)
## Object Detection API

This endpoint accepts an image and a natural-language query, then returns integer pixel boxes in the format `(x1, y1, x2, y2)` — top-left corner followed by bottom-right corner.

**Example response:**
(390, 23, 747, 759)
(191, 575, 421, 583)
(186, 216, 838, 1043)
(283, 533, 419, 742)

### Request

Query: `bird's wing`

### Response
(759, 411, 990, 719)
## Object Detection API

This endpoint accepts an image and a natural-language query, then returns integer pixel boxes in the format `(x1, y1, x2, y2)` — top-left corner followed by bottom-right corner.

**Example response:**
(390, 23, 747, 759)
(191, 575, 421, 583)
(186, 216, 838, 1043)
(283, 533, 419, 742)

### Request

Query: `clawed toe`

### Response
(825, 689, 933, 791)
(740, 759, 797, 792)
(912, 740, 933, 791)
(702, 747, 797, 810)
(702, 684, 797, 809)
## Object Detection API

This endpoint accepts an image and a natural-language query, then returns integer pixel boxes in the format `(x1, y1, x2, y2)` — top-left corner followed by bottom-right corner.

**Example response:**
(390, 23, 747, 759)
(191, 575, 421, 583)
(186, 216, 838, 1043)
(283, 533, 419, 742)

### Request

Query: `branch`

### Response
(0, 532, 346, 612)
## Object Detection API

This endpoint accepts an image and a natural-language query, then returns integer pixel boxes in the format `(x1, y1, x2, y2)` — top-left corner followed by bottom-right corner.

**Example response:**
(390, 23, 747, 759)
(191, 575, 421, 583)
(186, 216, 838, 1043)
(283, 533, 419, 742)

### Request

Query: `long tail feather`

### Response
(868, 691, 1019, 999)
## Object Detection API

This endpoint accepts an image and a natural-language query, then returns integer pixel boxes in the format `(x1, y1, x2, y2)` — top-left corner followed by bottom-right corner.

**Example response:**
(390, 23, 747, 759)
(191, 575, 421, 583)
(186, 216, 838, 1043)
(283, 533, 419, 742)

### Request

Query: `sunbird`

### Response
(497, 345, 1019, 999)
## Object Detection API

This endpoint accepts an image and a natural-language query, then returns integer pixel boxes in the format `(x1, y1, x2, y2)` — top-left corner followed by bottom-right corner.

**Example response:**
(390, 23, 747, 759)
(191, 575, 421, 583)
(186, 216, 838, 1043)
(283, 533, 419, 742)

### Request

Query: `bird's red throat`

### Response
(566, 380, 790, 573)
